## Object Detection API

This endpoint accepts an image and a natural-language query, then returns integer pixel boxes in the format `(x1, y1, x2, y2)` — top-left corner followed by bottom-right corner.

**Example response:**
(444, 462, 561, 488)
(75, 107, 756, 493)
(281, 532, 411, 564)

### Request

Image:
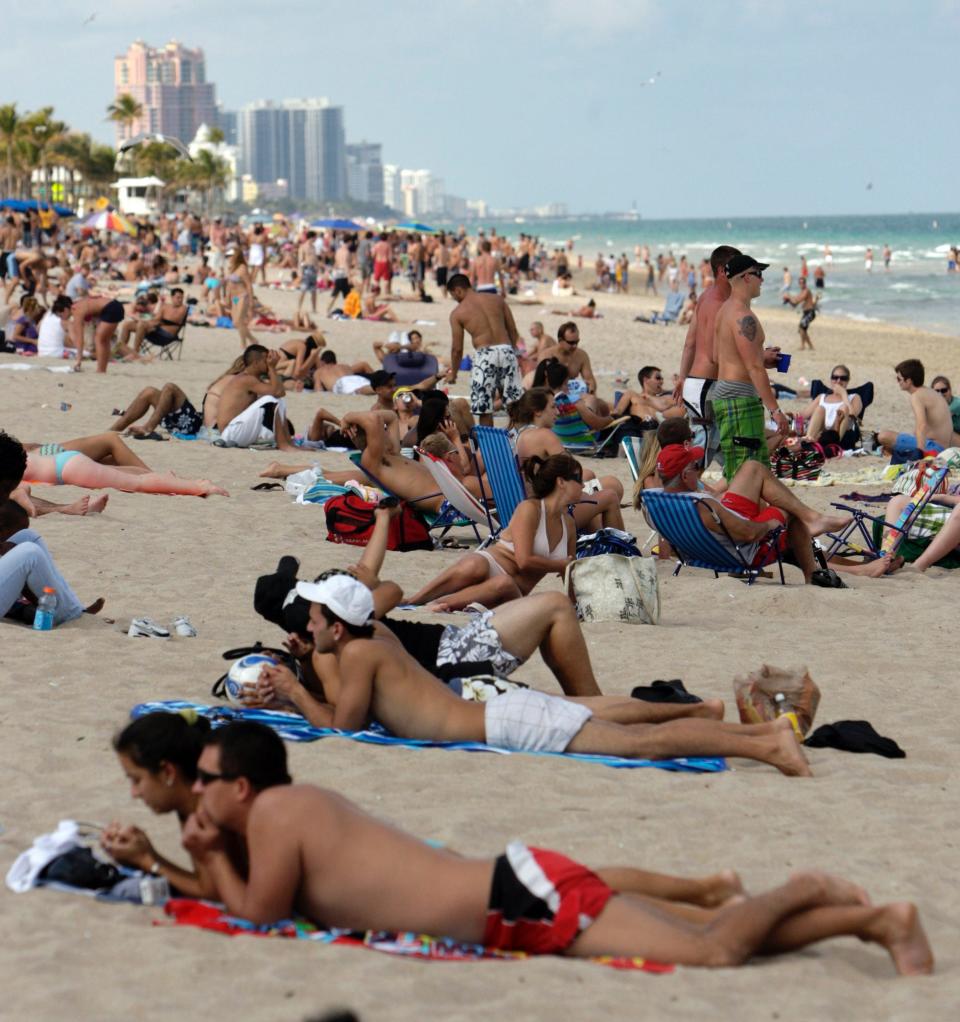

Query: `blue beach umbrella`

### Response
(310, 217, 363, 231)
(391, 221, 441, 235)
(0, 198, 75, 217)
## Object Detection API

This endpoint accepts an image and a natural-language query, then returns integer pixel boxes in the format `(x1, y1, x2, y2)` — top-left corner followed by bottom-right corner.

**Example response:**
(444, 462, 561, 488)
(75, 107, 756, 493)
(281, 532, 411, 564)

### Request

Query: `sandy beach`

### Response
(2, 277, 958, 1020)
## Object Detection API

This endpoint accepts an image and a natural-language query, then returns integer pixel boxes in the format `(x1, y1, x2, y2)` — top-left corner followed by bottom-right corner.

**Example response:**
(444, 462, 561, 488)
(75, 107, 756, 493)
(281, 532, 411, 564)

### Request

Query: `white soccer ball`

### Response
(224, 654, 277, 705)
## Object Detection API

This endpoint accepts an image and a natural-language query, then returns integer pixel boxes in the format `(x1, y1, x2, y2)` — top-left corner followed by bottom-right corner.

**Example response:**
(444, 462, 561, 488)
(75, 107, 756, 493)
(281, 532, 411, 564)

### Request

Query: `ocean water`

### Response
(483, 212, 960, 337)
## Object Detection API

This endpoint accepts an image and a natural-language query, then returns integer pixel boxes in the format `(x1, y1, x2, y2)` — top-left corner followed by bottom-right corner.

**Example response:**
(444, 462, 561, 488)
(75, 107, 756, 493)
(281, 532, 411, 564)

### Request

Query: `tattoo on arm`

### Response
(737, 315, 758, 343)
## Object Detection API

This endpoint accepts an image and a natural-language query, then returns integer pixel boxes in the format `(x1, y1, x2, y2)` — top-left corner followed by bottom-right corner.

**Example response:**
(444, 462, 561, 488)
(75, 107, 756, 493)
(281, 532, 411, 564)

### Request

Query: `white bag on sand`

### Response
(565, 554, 660, 625)
(284, 466, 323, 497)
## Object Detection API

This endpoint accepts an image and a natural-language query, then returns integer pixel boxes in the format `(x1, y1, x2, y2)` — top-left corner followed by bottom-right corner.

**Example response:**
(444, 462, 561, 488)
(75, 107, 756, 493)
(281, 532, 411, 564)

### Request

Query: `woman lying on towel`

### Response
(21, 432, 228, 498)
(409, 453, 580, 612)
(104, 712, 241, 899)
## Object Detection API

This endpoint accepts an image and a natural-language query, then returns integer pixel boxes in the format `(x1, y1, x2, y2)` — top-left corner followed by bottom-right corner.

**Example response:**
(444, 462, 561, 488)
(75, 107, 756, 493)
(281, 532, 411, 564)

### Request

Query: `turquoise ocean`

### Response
(477, 212, 960, 337)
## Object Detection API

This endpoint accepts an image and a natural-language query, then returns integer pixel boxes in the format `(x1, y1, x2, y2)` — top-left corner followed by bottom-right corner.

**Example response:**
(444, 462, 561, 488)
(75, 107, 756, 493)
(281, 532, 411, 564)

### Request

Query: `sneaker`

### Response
(128, 617, 170, 639)
(173, 616, 197, 638)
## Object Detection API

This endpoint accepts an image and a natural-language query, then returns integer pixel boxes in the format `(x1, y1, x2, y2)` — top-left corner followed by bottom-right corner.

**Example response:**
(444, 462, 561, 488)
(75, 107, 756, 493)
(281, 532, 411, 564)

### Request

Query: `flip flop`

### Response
(251, 482, 284, 491)
(132, 431, 166, 441)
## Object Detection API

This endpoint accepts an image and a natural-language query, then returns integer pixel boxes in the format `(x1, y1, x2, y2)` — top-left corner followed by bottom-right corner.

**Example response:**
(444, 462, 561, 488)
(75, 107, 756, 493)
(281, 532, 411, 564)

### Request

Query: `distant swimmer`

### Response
(883, 244, 892, 271)
(865, 247, 874, 272)
(824, 244, 833, 264)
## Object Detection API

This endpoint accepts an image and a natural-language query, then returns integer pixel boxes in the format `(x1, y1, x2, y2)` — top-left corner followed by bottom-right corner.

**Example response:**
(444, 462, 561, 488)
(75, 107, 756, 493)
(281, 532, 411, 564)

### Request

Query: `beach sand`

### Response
(2, 277, 958, 1020)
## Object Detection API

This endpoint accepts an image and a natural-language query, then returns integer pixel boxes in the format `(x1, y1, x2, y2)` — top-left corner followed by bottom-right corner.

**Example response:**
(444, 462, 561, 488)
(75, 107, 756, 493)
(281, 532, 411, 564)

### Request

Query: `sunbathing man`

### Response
(216, 345, 295, 450)
(656, 444, 857, 584)
(313, 350, 377, 394)
(255, 572, 812, 774)
(183, 722, 933, 975)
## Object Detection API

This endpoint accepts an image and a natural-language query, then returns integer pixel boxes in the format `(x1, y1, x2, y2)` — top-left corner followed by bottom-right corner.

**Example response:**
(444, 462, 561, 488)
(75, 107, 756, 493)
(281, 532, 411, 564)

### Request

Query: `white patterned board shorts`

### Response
(437, 610, 523, 677)
(470, 344, 524, 415)
(484, 689, 593, 753)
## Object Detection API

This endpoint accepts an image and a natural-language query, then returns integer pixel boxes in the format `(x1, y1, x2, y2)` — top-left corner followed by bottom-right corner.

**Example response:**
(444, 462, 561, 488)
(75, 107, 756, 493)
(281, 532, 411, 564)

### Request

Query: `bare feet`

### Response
(841, 554, 904, 578)
(425, 601, 455, 613)
(697, 870, 745, 908)
(60, 494, 109, 516)
(84, 597, 105, 615)
(88, 494, 109, 514)
(770, 719, 813, 777)
(700, 698, 725, 721)
(869, 902, 934, 976)
(259, 461, 301, 479)
(200, 481, 230, 497)
(807, 512, 854, 537)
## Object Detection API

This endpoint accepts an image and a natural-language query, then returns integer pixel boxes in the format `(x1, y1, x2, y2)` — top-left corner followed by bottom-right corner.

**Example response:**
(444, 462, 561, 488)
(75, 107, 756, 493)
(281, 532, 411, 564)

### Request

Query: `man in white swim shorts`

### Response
(216, 345, 294, 449)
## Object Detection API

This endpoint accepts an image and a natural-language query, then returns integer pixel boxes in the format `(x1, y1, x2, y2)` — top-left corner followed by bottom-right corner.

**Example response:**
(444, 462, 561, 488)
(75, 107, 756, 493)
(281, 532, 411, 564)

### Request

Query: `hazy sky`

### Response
(3, 0, 957, 216)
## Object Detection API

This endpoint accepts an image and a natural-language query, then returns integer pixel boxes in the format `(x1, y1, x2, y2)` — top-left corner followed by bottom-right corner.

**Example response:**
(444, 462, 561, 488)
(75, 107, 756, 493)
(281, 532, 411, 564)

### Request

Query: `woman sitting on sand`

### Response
(509, 388, 625, 532)
(103, 712, 233, 899)
(799, 364, 864, 447)
(409, 453, 580, 611)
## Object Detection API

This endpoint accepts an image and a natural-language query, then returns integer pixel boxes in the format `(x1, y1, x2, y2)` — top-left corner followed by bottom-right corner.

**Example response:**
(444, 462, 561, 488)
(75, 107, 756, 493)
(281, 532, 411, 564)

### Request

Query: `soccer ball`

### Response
(224, 653, 277, 705)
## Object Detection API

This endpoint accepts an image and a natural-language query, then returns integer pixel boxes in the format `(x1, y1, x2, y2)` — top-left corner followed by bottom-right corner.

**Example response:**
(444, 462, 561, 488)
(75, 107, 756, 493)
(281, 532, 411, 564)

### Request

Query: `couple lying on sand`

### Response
(104, 712, 933, 975)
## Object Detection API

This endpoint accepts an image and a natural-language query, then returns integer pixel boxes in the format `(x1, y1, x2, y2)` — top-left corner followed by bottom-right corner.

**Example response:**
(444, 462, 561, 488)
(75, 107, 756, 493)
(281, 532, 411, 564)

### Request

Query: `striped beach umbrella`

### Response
(85, 209, 137, 236)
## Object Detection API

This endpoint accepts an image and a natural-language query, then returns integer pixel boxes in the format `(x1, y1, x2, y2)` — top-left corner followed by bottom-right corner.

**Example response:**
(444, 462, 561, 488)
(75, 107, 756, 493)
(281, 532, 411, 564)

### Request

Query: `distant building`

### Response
(111, 176, 166, 217)
(382, 163, 401, 211)
(443, 195, 468, 219)
(396, 168, 445, 218)
(188, 123, 240, 203)
(466, 199, 488, 219)
(113, 39, 217, 147)
(238, 98, 346, 203)
(213, 105, 238, 146)
(346, 142, 384, 206)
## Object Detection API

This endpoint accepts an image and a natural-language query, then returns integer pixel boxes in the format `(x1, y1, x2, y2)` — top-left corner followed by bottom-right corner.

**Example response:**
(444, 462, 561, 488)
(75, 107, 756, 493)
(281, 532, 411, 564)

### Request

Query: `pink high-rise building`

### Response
(113, 40, 217, 145)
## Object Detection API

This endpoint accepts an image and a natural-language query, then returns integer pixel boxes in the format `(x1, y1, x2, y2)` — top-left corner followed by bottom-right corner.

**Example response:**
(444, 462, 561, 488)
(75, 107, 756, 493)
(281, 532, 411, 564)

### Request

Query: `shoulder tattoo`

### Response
(737, 315, 758, 343)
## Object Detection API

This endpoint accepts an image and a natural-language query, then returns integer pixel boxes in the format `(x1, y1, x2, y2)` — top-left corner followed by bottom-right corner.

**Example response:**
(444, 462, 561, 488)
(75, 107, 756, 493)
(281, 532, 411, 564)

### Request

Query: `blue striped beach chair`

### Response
(640, 488, 786, 584)
(552, 408, 629, 457)
(470, 425, 526, 537)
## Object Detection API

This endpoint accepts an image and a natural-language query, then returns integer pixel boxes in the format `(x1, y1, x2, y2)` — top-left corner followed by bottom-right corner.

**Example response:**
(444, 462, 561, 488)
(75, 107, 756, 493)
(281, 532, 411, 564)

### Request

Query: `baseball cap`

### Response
(368, 369, 397, 389)
(295, 574, 374, 626)
(657, 444, 705, 480)
(724, 254, 769, 279)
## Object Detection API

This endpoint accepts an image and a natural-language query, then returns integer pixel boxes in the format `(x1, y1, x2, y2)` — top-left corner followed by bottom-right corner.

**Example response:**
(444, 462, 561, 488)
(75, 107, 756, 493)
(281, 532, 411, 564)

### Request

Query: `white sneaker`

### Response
(128, 617, 170, 639)
(173, 616, 197, 638)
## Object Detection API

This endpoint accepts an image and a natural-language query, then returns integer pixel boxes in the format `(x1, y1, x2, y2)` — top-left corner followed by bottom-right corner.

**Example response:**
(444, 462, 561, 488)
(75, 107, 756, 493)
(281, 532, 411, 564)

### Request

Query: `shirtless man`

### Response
(216, 344, 294, 450)
(536, 322, 598, 396)
(371, 233, 393, 295)
(4, 250, 49, 303)
(446, 274, 524, 428)
(614, 366, 686, 423)
(674, 245, 741, 459)
(313, 350, 377, 395)
(254, 572, 812, 775)
(712, 255, 789, 481)
(327, 240, 353, 316)
(783, 276, 818, 351)
(297, 232, 320, 316)
(182, 722, 933, 974)
(876, 359, 955, 460)
(114, 288, 188, 360)
(471, 239, 503, 295)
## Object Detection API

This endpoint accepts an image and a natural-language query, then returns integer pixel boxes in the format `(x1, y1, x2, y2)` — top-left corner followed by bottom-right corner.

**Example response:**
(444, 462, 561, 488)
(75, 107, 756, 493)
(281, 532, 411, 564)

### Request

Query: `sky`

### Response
(2, 0, 957, 217)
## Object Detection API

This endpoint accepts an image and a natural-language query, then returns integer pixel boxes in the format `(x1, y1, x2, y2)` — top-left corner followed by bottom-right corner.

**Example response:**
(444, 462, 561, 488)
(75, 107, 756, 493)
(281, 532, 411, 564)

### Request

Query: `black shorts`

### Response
(0, 252, 9, 280)
(99, 299, 125, 324)
(435, 266, 448, 287)
(161, 398, 203, 435)
(332, 276, 350, 298)
(799, 309, 817, 331)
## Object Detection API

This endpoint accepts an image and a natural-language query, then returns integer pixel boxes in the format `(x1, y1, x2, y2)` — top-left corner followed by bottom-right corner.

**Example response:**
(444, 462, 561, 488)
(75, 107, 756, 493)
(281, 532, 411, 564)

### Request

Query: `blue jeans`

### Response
(1, 529, 85, 626)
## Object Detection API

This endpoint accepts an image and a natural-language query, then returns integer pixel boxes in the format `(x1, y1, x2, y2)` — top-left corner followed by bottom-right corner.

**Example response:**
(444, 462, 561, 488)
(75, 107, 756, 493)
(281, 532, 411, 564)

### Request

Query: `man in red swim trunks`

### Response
(181, 722, 934, 975)
(656, 444, 851, 583)
(371, 232, 393, 294)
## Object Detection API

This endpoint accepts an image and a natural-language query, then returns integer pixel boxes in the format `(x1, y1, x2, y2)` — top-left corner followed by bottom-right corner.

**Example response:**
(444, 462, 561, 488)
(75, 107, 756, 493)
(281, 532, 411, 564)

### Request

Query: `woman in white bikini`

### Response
(409, 453, 581, 611)
(800, 365, 863, 445)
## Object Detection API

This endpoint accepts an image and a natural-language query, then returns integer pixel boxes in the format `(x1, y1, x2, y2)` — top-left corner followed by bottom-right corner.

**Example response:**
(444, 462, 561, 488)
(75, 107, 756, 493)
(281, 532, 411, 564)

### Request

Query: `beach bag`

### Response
(575, 527, 642, 559)
(565, 554, 660, 625)
(773, 441, 825, 481)
(733, 663, 821, 737)
(324, 494, 433, 551)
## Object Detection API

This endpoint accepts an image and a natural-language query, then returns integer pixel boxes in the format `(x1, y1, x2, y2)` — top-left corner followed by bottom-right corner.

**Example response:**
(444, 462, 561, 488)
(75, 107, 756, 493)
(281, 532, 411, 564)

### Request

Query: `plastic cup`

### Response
(776, 352, 792, 373)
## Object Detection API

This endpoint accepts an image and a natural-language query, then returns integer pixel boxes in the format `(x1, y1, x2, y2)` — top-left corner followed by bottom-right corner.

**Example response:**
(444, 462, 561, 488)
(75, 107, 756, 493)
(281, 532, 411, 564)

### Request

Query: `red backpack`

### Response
(324, 494, 433, 551)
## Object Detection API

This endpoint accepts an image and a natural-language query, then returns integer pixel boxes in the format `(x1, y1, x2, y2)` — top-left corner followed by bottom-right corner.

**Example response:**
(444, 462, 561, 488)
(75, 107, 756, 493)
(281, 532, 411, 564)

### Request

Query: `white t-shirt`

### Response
(37, 311, 65, 357)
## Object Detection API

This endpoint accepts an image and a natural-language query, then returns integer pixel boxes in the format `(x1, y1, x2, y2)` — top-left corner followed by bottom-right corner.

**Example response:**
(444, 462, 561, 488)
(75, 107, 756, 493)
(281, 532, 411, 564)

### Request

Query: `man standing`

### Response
(326, 239, 353, 316)
(783, 276, 818, 350)
(674, 245, 741, 460)
(446, 274, 523, 427)
(712, 254, 789, 481)
(297, 231, 319, 317)
(471, 239, 503, 295)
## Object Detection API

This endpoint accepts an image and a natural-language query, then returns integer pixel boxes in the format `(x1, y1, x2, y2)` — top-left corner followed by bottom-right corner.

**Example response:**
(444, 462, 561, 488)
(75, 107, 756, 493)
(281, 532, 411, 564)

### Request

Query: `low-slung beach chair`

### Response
(414, 447, 497, 544)
(470, 426, 526, 537)
(553, 408, 629, 457)
(640, 488, 786, 584)
(139, 320, 186, 361)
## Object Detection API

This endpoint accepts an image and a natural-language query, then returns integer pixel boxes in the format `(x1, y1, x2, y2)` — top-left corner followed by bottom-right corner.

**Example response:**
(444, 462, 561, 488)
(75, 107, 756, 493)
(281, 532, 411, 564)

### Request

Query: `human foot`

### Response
(259, 462, 296, 479)
(199, 481, 230, 497)
(697, 870, 745, 908)
(769, 723, 813, 777)
(694, 699, 725, 720)
(807, 512, 853, 537)
(869, 902, 934, 976)
(84, 598, 105, 615)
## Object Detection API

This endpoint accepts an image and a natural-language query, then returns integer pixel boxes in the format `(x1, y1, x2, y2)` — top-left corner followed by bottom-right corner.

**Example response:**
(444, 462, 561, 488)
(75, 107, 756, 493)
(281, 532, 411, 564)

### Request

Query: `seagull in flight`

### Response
(119, 132, 192, 160)
(82, 12, 97, 26)
(638, 71, 662, 86)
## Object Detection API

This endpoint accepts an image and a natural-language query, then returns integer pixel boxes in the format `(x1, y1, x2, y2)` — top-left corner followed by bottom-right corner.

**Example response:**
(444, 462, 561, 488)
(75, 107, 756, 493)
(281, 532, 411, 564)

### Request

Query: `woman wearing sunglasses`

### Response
(102, 711, 238, 898)
(800, 365, 863, 446)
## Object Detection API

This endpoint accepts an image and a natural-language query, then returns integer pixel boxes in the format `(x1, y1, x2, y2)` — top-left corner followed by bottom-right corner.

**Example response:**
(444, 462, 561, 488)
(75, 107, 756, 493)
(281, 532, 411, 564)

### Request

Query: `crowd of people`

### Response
(2, 211, 948, 980)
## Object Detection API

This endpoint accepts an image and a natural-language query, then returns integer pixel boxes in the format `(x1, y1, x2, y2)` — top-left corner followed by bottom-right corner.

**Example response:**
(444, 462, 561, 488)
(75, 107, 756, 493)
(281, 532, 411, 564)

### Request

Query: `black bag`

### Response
(40, 848, 121, 890)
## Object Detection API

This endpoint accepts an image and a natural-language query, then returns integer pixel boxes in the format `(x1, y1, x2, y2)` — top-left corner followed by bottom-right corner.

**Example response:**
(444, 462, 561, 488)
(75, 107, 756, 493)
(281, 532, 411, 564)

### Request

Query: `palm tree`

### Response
(106, 93, 143, 144)
(190, 149, 229, 214)
(0, 103, 23, 198)
(22, 108, 67, 205)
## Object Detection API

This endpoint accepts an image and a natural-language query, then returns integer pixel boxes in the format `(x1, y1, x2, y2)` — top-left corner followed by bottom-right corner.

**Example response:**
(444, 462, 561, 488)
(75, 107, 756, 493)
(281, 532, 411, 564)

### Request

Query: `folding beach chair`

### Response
(621, 436, 645, 482)
(808, 379, 875, 446)
(640, 489, 786, 584)
(414, 448, 498, 544)
(552, 408, 630, 457)
(139, 320, 186, 361)
(470, 426, 526, 537)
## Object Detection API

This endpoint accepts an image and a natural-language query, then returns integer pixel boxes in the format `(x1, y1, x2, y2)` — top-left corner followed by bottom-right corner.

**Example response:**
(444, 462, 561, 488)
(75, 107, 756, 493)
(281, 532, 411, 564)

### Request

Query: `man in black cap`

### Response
(712, 255, 789, 481)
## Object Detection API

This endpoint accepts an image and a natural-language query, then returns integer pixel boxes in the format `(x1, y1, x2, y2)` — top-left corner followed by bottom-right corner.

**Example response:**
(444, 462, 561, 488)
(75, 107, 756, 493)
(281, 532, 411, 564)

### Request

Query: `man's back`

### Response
(690, 284, 726, 378)
(216, 374, 259, 428)
(716, 296, 764, 383)
(452, 291, 511, 349)
(914, 387, 954, 447)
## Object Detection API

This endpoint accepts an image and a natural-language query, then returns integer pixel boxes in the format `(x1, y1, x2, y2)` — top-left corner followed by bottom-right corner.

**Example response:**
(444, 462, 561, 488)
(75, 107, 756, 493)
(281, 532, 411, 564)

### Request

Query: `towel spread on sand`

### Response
(131, 701, 727, 773)
(160, 898, 674, 972)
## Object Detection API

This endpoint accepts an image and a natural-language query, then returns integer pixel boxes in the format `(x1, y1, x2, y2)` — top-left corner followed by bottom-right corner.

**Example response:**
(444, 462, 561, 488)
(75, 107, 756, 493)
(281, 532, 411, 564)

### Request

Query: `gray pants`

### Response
(1, 529, 85, 626)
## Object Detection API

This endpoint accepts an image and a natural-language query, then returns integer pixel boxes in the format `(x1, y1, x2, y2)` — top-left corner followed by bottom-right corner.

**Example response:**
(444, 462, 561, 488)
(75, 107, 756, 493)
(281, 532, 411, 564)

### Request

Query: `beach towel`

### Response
(713, 394, 770, 481)
(130, 701, 726, 773)
(160, 898, 672, 972)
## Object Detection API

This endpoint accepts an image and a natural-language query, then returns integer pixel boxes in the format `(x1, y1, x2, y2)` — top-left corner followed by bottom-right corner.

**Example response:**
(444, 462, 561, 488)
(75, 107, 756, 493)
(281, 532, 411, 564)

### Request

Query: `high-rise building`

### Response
(346, 142, 384, 206)
(237, 98, 346, 203)
(398, 169, 445, 218)
(213, 105, 238, 146)
(113, 40, 217, 146)
(382, 164, 401, 211)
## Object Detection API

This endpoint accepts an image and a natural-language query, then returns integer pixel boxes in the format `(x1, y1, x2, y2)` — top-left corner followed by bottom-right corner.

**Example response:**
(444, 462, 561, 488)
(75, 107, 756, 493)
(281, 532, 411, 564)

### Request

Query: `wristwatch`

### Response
(149, 859, 162, 876)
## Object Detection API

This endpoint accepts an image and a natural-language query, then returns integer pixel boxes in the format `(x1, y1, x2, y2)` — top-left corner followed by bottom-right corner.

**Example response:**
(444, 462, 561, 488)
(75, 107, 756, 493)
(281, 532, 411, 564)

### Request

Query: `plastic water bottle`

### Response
(32, 587, 57, 631)
(773, 692, 803, 741)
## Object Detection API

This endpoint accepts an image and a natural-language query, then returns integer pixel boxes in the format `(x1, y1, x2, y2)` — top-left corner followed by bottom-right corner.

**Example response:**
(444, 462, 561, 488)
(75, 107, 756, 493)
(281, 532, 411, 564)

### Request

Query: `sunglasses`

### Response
(934, 387, 950, 394)
(196, 767, 238, 786)
(746, 270, 763, 280)
(563, 338, 580, 345)
(831, 375, 849, 382)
